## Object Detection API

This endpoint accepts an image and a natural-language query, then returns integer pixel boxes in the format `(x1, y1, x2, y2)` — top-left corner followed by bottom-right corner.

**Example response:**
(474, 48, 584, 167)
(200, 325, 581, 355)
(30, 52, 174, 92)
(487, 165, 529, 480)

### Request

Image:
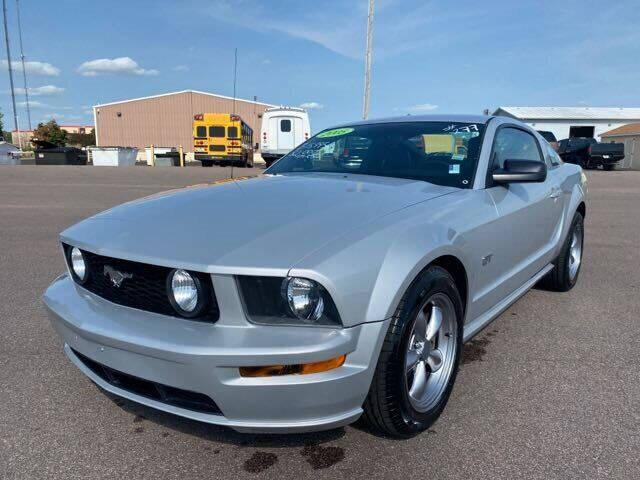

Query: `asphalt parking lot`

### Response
(1, 165, 638, 479)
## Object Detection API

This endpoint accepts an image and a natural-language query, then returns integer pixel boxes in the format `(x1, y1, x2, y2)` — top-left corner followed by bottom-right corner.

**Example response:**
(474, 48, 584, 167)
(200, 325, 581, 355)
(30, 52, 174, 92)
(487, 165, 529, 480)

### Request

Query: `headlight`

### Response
(69, 247, 88, 282)
(284, 277, 324, 321)
(237, 276, 342, 326)
(168, 269, 207, 317)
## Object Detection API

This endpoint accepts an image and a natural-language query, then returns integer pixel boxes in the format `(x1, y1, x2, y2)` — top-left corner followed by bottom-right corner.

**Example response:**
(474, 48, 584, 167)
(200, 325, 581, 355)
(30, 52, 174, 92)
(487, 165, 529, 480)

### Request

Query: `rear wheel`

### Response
(603, 164, 616, 171)
(543, 212, 584, 291)
(362, 266, 463, 438)
(201, 160, 214, 167)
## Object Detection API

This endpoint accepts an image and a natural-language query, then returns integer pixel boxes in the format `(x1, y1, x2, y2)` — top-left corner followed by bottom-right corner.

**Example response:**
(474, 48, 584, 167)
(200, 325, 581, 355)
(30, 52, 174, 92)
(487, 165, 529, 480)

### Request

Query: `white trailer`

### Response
(260, 107, 311, 167)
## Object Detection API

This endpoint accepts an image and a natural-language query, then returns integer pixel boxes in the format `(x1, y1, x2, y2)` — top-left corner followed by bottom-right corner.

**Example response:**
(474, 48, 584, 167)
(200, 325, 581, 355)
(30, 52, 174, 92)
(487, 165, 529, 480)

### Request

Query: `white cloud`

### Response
(11, 85, 65, 96)
(199, 1, 478, 60)
(77, 57, 159, 76)
(406, 103, 439, 112)
(300, 102, 323, 110)
(1, 60, 60, 76)
(19, 100, 51, 109)
(172, 65, 189, 72)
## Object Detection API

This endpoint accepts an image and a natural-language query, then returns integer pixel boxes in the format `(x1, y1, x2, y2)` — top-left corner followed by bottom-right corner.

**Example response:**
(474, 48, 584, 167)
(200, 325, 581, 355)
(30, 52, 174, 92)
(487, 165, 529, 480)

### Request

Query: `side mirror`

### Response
(492, 159, 547, 184)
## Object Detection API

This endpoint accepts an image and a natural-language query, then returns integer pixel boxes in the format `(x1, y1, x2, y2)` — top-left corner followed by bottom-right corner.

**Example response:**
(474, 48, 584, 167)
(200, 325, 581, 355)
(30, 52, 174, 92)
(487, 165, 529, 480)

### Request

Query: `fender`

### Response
(290, 190, 486, 327)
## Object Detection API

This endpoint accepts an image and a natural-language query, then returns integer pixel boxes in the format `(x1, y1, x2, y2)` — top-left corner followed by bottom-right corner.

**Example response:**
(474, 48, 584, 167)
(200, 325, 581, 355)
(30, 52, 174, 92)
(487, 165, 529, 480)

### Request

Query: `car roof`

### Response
(331, 114, 492, 129)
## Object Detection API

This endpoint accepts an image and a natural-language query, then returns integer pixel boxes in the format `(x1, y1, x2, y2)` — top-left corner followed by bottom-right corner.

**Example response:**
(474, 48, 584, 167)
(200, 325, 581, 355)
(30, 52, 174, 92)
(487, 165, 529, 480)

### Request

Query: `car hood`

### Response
(61, 173, 456, 273)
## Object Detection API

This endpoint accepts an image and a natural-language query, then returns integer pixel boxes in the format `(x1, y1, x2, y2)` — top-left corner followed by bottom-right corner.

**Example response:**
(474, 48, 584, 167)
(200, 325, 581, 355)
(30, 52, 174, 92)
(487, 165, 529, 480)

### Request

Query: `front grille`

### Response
(64, 245, 219, 322)
(72, 348, 222, 415)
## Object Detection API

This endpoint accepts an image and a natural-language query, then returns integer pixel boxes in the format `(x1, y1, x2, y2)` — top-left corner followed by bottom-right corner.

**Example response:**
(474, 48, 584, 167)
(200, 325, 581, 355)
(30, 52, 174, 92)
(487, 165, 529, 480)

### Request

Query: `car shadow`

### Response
(101, 388, 346, 448)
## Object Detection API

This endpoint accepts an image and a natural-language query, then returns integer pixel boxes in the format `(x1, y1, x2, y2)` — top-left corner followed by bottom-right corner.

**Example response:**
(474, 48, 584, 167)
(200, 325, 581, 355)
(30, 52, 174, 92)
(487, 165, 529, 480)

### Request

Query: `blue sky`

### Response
(1, 0, 639, 132)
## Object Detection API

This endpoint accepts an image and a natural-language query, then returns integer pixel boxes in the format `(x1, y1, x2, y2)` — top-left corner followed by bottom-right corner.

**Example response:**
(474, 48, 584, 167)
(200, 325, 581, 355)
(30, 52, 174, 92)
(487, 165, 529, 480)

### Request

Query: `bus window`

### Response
(228, 126, 239, 139)
(281, 119, 291, 132)
(209, 126, 225, 138)
(196, 126, 206, 138)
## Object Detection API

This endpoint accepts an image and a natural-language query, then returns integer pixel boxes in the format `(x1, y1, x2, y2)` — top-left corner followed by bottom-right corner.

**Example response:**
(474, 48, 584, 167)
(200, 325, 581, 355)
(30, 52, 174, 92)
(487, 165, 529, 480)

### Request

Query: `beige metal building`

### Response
(93, 90, 274, 152)
(601, 123, 640, 170)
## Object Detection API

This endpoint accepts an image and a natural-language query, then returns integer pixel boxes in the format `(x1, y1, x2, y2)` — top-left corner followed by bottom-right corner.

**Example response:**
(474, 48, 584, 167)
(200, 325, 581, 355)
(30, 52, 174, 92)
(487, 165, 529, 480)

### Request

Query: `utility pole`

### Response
(230, 47, 237, 179)
(2, 0, 19, 135)
(15, 0, 30, 130)
(362, 0, 375, 119)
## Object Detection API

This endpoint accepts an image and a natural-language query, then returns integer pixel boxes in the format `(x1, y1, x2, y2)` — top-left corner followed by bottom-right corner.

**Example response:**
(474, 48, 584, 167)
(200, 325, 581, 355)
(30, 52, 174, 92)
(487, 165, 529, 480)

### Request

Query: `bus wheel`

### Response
(202, 160, 213, 167)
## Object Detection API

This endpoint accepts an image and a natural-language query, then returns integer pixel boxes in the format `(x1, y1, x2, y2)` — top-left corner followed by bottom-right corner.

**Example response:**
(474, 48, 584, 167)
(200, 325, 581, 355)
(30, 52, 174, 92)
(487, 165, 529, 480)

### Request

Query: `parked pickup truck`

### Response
(558, 138, 625, 170)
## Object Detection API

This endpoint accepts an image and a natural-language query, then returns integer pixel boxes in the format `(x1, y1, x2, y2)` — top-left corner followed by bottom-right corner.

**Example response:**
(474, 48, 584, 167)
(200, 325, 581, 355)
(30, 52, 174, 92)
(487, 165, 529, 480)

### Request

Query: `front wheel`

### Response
(362, 266, 463, 438)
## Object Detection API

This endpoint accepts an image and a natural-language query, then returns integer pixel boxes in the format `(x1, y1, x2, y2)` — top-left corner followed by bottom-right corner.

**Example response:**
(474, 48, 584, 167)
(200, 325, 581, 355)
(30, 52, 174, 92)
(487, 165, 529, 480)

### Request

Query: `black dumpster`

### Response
(154, 151, 181, 166)
(33, 140, 87, 166)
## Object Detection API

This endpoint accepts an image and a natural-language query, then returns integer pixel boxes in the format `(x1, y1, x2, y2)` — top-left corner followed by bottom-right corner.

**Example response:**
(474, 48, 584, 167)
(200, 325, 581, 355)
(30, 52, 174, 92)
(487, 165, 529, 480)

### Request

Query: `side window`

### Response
(280, 119, 292, 132)
(492, 127, 542, 168)
(549, 146, 562, 166)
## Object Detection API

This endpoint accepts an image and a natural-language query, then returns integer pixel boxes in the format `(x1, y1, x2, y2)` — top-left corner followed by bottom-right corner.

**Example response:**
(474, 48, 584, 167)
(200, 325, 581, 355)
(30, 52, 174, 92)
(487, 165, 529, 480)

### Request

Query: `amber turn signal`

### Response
(239, 355, 346, 378)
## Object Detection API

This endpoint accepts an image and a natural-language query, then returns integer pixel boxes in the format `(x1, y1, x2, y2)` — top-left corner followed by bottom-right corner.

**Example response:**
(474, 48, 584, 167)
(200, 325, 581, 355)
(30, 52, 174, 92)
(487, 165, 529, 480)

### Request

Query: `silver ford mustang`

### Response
(43, 115, 586, 438)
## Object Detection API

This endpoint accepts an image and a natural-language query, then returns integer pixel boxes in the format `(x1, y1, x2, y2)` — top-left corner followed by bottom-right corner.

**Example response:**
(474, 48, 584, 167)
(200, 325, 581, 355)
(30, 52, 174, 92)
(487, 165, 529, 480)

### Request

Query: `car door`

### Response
(481, 126, 563, 308)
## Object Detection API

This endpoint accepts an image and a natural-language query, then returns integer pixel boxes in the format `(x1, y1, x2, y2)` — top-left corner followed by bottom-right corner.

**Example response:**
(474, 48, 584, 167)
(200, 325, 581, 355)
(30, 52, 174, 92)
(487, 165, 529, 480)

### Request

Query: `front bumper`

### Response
(43, 274, 388, 433)
(195, 154, 244, 163)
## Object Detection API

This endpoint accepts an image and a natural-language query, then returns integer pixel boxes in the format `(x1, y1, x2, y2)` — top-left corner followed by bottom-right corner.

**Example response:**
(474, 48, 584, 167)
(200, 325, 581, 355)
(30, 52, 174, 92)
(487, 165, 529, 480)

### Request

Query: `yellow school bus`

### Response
(193, 113, 254, 167)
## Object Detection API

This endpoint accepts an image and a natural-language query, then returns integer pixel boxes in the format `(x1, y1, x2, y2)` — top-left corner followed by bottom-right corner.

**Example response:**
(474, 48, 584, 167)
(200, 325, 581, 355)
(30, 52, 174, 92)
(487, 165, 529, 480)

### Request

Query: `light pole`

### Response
(2, 0, 19, 134)
(362, 0, 375, 120)
(15, 0, 30, 130)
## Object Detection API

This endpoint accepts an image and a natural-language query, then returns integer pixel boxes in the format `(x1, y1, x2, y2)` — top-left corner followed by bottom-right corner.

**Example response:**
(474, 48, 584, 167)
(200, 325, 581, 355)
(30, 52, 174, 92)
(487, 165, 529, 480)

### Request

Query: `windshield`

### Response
(266, 121, 485, 188)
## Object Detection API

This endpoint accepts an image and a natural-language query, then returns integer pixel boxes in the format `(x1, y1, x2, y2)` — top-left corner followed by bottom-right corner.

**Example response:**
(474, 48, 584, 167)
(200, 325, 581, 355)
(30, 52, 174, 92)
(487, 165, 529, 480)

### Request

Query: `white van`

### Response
(260, 107, 311, 167)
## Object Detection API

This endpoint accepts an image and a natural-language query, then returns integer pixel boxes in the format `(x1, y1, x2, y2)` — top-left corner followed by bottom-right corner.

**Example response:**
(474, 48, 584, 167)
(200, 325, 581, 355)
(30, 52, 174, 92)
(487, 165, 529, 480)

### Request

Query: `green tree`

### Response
(67, 131, 96, 147)
(32, 119, 68, 146)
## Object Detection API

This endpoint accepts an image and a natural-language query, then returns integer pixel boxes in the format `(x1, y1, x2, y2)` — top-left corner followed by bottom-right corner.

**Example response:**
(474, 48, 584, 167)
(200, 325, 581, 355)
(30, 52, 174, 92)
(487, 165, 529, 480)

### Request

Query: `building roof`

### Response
(494, 106, 640, 120)
(93, 89, 276, 109)
(337, 114, 491, 129)
(601, 123, 640, 137)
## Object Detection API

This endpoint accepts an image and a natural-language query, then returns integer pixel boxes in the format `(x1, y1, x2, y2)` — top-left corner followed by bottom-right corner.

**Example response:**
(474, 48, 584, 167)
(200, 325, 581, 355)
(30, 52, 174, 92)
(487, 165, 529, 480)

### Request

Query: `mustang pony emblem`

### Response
(103, 265, 133, 288)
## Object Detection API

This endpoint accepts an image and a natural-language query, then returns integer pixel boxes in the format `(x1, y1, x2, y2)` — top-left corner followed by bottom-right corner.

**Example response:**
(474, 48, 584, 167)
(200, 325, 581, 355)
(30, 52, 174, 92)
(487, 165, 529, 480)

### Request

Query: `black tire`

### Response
(264, 159, 274, 168)
(603, 164, 616, 171)
(362, 266, 463, 438)
(543, 212, 584, 291)
(201, 160, 214, 167)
